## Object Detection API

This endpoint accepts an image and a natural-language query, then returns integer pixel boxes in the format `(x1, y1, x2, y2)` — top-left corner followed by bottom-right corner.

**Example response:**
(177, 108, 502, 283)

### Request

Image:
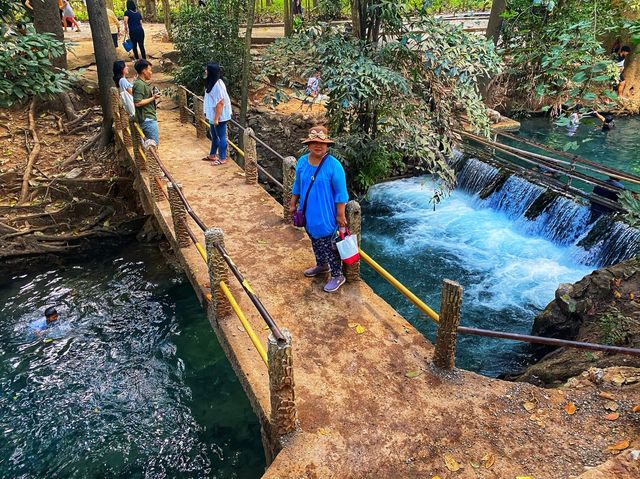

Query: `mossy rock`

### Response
(577, 216, 616, 250)
(523, 190, 558, 221)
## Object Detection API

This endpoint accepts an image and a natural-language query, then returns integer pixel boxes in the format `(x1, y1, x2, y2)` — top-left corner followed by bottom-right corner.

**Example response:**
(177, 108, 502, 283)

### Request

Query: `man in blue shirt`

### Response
(30, 306, 60, 335)
(289, 126, 349, 293)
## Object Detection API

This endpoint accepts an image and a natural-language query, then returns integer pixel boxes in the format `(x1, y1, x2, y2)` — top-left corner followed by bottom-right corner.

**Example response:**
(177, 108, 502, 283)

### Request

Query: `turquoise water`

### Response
(361, 178, 592, 376)
(0, 244, 265, 478)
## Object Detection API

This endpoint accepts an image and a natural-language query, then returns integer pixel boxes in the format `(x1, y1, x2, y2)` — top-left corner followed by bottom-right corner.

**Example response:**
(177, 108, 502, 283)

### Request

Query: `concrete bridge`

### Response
(108, 86, 640, 479)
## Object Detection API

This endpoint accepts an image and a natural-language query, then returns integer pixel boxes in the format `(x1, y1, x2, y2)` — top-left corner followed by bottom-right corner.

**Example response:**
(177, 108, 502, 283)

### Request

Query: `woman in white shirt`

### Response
(113, 60, 135, 117)
(202, 63, 232, 165)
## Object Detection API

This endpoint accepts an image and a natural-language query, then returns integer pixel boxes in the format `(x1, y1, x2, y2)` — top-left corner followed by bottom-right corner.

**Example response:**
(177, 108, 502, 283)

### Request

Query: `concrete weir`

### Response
(114, 95, 639, 478)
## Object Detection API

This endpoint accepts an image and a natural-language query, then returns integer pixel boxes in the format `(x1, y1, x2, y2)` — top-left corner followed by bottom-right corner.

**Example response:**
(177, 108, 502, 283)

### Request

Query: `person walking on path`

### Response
(107, 8, 121, 49)
(202, 63, 231, 165)
(62, 0, 80, 32)
(289, 126, 349, 293)
(124, 0, 146, 60)
(132, 59, 160, 145)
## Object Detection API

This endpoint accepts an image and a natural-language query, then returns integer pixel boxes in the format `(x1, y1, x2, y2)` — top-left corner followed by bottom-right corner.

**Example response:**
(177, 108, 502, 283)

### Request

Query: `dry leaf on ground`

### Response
(443, 453, 461, 472)
(405, 370, 422, 379)
(598, 391, 616, 400)
(482, 453, 495, 468)
(604, 412, 620, 421)
(348, 322, 357, 328)
(523, 401, 536, 412)
(607, 440, 630, 451)
(633, 405, 640, 413)
(355, 324, 365, 334)
(604, 401, 619, 412)
(318, 427, 329, 436)
(565, 402, 577, 415)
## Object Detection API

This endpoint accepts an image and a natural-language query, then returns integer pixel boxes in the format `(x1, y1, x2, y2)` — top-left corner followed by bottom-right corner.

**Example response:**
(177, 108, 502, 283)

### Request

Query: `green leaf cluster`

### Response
(260, 14, 501, 193)
(0, 28, 72, 107)
(619, 190, 640, 228)
(172, 2, 244, 97)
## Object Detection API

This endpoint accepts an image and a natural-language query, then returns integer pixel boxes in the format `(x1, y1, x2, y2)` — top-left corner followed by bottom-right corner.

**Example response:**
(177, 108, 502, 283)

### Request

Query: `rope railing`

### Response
(172, 85, 640, 371)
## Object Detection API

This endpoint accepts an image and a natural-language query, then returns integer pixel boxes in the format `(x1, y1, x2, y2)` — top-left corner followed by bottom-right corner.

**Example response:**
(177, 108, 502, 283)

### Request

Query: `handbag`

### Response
(122, 38, 133, 52)
(292, 154, 329, 228)
(336, 228, 360, 265)
(120, 89, 135, 117)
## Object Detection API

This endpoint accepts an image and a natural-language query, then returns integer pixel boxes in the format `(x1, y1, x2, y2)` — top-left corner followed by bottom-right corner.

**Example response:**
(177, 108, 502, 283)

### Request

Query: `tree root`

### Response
(19, 99, 41, 205)
(58, 131, 102, 170)
(65, 109, 94, 129)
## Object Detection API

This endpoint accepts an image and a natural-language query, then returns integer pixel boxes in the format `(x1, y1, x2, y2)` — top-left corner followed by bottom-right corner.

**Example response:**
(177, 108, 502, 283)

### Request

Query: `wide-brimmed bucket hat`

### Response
(301, 125, 335, 145)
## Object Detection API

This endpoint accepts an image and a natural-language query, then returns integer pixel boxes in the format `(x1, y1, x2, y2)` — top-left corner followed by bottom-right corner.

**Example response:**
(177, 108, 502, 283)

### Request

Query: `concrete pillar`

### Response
(268, 329, 297, 438)
(344, 200, 361, 282)
(129, 117, 146, 171)
(167, 183, 191, 248)
(146, 145, 166, 202)
(244, 127, 258, 184)
(282, 156, 297, 223)
(194, 99, 206, 138)
(434, 279, 463, 370)
(178, 87, 188, 124)
(204, 227, 231, 321)
(120, 103, 132, 149)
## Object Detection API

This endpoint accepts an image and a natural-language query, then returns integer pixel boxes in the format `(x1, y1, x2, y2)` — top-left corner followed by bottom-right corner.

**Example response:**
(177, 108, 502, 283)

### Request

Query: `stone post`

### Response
(129, 117, 146, 171)
(282, 156, 297, 223)
(204, 227, 231, 322)
(120, 103, 132, 149)
(344, 200, 361, 282)
(146, 145, 166, 202)
(194, 99, 206, 139)
(434, 279, 463, 370)
(268, 329, 297, 439)
(243, 127, 257, 183)
(178, 87, 188, 124)
(167, 183, 191, 248)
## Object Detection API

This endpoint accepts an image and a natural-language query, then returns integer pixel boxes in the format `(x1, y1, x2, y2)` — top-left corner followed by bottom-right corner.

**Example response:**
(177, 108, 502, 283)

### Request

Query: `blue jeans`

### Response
(141, 118, 159, 144)
(209, 121, 228, 160)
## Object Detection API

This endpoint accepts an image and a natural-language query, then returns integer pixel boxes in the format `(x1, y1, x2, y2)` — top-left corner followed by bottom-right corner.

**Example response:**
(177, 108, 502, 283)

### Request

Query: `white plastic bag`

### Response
(120, 90, 135, 117)
(336, 228, 360, 265)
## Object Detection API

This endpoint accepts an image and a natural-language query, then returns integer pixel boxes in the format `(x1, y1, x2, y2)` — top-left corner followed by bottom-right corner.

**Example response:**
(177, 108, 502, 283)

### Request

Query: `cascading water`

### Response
(454, 157, 640, 266)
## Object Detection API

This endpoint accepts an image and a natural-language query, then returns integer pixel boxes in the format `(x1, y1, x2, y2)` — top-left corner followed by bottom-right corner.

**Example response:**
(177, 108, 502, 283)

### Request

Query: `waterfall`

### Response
(485, 176, 544, 219)
(454, 157, 640, 267)
(456, 158, 499, 194)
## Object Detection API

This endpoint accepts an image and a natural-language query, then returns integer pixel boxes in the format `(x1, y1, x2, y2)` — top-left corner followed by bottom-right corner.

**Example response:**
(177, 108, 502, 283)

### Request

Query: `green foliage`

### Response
(597, 308, 632, 346)
(619, 190, 640, 228)
(0, 28, 72, 107)
(260, 12, 501, 193)
(317, 0, 344, 20)
(499, 0, 632, 113)
(172, 2, 244, 97)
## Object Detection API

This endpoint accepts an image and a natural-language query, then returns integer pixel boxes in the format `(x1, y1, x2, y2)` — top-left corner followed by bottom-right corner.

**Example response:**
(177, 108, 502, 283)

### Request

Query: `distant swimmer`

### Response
(593, 111, 615, 131)
(30, 306, 60, 335)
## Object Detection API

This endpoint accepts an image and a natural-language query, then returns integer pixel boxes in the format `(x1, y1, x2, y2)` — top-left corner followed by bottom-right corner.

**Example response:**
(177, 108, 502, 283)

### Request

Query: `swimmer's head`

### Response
(44, 306, 58, 323)
(604, 114, 614, 123)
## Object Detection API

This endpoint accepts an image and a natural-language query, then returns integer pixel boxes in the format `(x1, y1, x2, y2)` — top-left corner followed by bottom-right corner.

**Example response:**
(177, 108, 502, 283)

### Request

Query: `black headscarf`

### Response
(126, 0, 137, 12)
(205, 63, 221, 93)
(113, 60, 126, 86)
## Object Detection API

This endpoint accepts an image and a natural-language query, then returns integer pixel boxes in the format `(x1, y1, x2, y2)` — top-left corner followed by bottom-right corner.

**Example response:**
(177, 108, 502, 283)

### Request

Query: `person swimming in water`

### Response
(31, 306, 60, 336)
(593, 111, 615, 131)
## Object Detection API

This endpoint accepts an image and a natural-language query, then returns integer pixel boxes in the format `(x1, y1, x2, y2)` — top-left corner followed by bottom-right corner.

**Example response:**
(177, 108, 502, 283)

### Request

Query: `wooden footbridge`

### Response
(108, 87, 640, 478)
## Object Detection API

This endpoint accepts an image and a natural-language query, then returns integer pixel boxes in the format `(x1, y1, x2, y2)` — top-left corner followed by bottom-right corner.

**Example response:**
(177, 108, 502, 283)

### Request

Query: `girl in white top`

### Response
(113, 61, 135, 116)
(202, 63, 232, 165)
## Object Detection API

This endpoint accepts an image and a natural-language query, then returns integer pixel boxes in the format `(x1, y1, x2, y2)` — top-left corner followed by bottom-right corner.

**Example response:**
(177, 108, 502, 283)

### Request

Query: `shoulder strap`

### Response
(301, 154, 330, 215)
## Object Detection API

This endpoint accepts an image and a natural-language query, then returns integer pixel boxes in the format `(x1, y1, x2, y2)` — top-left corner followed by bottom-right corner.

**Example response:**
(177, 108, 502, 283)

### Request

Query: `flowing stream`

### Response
(0, 244, 265, 478)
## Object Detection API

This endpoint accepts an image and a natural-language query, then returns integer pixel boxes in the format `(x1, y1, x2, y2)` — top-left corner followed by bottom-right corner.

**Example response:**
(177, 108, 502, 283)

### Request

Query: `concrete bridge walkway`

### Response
(119, 97, 639, 478)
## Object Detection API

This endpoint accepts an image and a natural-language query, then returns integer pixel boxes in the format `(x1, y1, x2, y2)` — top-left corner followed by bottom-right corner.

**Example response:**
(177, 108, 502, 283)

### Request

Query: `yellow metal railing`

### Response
(358, 249, 440, 323)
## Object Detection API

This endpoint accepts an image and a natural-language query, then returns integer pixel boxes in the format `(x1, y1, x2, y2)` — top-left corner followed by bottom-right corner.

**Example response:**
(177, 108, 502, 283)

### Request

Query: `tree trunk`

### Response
(239, 0, 256, 145)
(162, 0, 171, 39)
(144, 0, 157, 21)
(486, 0, 506, 46)
(284, 0, 292, 36)
(86, 0, 117, 146)
(32, 0, 67, 70)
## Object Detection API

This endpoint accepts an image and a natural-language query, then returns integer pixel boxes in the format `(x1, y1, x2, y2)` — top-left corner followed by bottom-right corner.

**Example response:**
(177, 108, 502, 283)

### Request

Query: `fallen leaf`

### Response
(515, 477, 534, 479)
(523, 401, 536, 412)
(607, 440, 630, 451)
(630, 293, 635, 300)
(432, 476, 442, 479)
(482, 453, 495, 468)
(611, 375, 625, 387)
(633, 405, 640, 413)
(613, 290, 622, 298)
(405, 370, 422, 378)
(318, 427, 329, 435)
(348, 322, 357, 328)
(565, 402, 577, 415)
(443, 453, 461, 472)
(604, 401, 619, 412)
(604, 412, 620, 421)
(470, 461, 480, 469)
(599, 392, 616, 400)
(257, 240, 267, 245)
(355, 324, 365, 334)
